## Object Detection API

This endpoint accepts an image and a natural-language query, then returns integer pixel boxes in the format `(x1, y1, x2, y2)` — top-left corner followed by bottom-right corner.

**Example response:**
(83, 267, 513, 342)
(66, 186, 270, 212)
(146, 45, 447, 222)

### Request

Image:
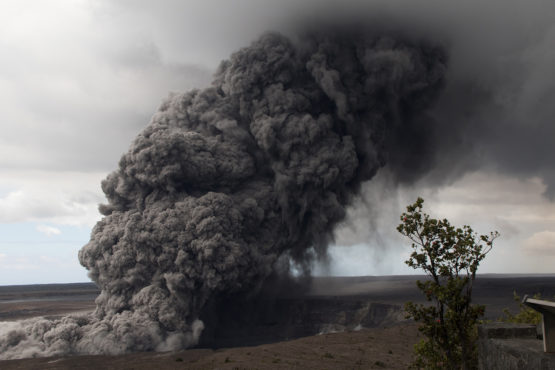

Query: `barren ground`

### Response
(2, 275, 555, 369)
(0, 323, 421, 370)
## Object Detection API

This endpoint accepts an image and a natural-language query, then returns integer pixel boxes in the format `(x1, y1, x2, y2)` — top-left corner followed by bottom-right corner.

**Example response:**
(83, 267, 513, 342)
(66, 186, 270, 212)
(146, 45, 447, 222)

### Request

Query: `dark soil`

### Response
(0, 323, 421, 370)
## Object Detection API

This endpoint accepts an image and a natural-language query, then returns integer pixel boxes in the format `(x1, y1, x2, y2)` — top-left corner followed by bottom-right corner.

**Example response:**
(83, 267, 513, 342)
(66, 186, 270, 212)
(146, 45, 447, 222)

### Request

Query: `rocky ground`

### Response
(0, 323, 421, 370)
(2, 274, 555, 369)
(0, 283, 98, 321)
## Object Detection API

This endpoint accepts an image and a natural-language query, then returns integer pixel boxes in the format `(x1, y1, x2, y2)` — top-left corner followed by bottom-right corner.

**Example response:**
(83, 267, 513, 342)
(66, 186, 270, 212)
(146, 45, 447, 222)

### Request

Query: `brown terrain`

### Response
(0, 324, 421, 370)
(0, 283, 98, 322)
(1, 275, 555, 369)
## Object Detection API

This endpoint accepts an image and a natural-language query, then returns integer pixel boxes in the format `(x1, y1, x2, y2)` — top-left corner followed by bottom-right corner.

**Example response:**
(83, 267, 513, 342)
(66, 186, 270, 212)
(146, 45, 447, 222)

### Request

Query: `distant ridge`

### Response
(0, 282, 98, 290)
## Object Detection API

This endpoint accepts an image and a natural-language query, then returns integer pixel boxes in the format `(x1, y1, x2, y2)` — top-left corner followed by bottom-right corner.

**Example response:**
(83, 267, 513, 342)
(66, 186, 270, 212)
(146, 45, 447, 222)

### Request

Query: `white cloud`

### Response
(36, 225, 62, 237)
(0, 170, 107, 227)
(0, 251, 89, 284)
(426, 173, 555, 235)
(329, 170, 555, 275)
(335, 171, 555, 250)
(0, 255, 39, 272)
(0, 1, 212, 173)
(523, 231, 555, 256)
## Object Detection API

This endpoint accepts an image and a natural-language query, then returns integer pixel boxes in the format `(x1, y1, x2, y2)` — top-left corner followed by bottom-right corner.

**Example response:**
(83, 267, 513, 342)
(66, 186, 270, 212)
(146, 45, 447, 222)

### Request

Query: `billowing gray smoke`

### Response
(0, 27, 446, 359)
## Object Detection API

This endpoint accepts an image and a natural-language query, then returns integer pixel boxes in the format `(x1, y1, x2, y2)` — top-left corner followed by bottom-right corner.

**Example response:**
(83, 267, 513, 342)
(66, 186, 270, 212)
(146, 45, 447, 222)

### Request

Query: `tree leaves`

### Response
(399, 198, 499, 369)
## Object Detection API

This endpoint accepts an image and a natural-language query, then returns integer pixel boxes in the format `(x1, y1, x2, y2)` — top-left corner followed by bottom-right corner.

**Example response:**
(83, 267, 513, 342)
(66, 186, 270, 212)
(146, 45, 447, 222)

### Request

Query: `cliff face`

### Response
(198, 297, 405, 348)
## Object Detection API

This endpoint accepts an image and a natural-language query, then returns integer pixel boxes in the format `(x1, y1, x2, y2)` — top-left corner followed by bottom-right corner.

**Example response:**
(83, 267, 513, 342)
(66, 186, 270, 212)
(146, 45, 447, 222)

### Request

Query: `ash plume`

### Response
(0, 27, 446, 359)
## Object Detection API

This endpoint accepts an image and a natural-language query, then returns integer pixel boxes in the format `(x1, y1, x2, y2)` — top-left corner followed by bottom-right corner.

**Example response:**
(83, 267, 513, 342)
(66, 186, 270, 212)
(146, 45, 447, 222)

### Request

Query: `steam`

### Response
(0, 27, 446, 359)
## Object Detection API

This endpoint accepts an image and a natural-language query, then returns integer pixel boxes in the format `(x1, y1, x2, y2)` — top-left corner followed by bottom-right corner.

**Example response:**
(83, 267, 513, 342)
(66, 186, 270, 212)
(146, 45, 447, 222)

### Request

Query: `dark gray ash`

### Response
(0, 27, 446, 359)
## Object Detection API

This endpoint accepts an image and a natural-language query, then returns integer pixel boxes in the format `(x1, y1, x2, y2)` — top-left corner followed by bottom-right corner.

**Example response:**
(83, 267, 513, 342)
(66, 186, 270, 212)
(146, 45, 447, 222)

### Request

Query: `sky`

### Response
(1, 0, 555, 285)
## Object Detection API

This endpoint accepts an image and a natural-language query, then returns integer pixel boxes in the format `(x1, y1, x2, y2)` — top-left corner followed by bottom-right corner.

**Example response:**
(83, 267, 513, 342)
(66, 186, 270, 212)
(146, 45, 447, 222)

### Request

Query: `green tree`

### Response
(398, 198, 499, 369)
(498, 291, 542, 325)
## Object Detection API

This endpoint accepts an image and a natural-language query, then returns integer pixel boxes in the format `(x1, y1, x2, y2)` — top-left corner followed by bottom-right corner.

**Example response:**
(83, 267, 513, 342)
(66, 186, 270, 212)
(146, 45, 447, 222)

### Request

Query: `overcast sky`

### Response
(1, 0, 555, 285)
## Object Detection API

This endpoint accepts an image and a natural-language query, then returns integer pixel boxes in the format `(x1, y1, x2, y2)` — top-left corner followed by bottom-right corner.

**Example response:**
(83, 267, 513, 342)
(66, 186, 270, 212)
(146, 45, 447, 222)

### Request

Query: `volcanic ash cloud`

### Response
(0, 28, 446, 359)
